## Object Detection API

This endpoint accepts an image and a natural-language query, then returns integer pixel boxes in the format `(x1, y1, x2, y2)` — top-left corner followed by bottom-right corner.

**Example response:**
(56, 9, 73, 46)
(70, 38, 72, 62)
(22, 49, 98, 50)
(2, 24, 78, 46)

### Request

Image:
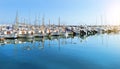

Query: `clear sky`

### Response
(0, 0, 120, 25)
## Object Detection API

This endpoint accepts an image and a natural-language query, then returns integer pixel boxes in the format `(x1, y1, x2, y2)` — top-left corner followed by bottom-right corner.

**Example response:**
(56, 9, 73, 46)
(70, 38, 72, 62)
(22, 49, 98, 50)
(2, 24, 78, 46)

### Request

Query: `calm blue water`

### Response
(0, 34, 120, 69)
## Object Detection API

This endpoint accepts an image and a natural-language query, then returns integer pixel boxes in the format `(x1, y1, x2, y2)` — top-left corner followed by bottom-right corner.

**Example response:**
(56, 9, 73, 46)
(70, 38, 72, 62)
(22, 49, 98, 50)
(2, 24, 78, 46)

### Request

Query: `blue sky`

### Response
(0, 0, 120, 25)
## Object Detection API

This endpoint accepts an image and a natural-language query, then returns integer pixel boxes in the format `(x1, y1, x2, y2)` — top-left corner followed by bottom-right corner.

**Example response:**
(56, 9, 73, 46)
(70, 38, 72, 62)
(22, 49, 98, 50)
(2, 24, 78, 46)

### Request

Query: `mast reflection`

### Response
(0, 33, 117, 51)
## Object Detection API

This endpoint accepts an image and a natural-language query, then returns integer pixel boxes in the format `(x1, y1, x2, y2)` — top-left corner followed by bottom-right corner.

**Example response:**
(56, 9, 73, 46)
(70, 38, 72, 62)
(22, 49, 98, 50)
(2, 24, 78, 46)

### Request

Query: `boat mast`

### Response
(38, 16, 41, 28)
(58, 17, 60, 33)
(42, 15, 45, 27)
(34, 16, 37, 27)
(24, 18, 25, 25)
(49, 19, 50, 27)
(49, 19, 51, 29)
(28, 13, 31, 26)
(15, 11, 19, 29)
(101, 15, 103, 27)
(41, 15, 45, 34)
(58, 17, 60, 27)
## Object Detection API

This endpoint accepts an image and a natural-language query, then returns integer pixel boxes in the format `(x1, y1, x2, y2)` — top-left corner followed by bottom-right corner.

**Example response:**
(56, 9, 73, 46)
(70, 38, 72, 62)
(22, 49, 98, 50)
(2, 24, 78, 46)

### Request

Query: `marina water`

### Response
(0, 33, 120, 69)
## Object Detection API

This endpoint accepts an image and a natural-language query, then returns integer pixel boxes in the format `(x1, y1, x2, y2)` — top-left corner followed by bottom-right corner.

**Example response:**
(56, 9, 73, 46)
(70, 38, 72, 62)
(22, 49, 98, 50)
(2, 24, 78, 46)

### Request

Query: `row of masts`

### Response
(0, 12, 120, 40)
(15, 12, 61, 28)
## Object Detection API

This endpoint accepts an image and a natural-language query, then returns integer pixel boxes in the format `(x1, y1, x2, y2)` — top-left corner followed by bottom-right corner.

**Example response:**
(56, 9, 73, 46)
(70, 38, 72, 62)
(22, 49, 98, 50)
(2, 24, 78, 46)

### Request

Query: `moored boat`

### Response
(0, 35, 5, 41)
(18, 30, 27, 38)
(26, 30, 35, 39)
(50, 29, 60, 36)
(4, 30, 17, 39)
(34, 30, 43, 38)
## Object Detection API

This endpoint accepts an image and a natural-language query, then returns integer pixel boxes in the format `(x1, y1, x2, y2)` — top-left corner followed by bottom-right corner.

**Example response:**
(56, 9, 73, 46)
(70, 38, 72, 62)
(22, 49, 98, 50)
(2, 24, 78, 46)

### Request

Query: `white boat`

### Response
(4, 30, 17, 39)
(50, 32, 59, 36)
(34, 30, 43, 38)
(43, 29, 50, 37)
(59, 32, 66, 36)
(50, 29, 60, 36)
(0, 35, 5, 41)
(18, 30, 27, 38)
(59, 28, 66, 36)
(66, 30, 73, 35)
(26, 30, 35, 39)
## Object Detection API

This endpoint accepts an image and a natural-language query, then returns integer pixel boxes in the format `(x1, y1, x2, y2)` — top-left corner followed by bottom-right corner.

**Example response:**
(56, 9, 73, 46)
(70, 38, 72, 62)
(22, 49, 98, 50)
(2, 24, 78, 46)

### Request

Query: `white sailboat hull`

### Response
(50, 32, 59, 36)
(34, 34, 43, 38)
(26, 34, 34, 39)
(18, 34, 27, 38)
(4, 34, 17, 39)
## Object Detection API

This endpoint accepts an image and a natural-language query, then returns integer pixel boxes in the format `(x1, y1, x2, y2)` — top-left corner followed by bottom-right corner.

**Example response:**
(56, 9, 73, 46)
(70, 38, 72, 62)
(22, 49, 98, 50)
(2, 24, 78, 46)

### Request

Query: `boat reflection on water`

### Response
(0, 33, 93, 44)
(0, 32, 119, 50)
(1, 32, 120, 69)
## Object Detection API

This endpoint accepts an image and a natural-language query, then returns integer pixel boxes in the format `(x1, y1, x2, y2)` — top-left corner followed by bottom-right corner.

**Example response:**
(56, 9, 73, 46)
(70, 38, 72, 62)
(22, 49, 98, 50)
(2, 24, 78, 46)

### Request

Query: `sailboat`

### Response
(34, 29, 43, 38)
(43, 19, 51, 37)
(40, 15, 49, 37)
(50, 17, 60, 36)
(18, 29, 27, 38)
(4, 30, 17, 39)
(66, 27, 74, 35)
(26, 30, 35, 39)
(50, 29, 59, 36)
